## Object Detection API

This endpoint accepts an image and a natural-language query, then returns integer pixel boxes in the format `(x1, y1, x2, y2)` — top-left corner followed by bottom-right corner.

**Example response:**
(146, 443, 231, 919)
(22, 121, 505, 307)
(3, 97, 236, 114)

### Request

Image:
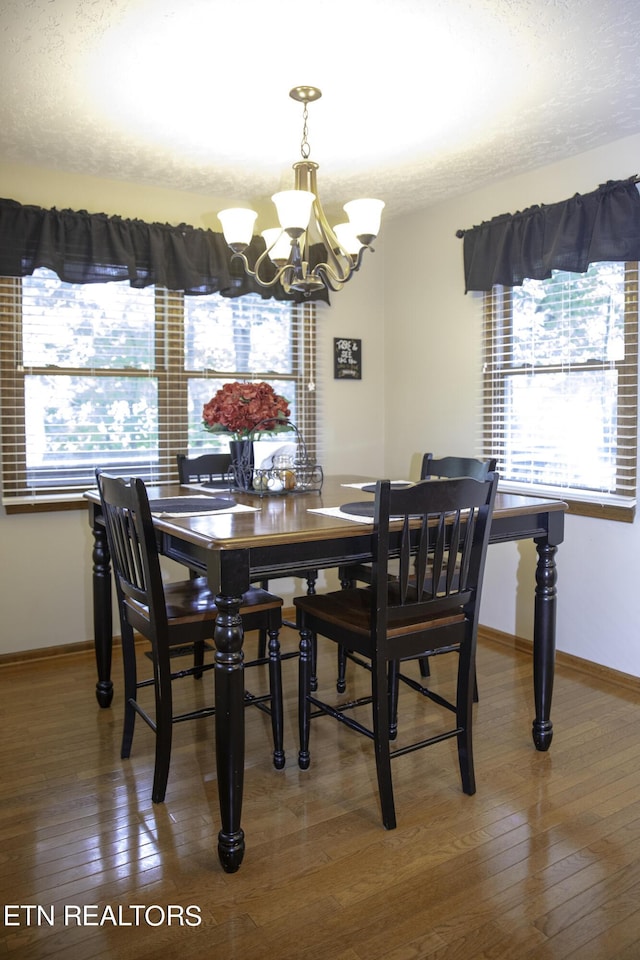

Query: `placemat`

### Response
(149, 496, 236, 516)
(307, 506, 374, 524)
(359, 481, 413, 493)
(200, 480, 231, 490)
(339, 500, 376, 518)
(340, 480, 412, 491)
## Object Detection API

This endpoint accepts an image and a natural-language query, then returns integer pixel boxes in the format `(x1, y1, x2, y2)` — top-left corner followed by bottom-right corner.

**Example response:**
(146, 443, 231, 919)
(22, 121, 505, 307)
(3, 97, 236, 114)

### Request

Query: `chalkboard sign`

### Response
(334, 337, 362, 379)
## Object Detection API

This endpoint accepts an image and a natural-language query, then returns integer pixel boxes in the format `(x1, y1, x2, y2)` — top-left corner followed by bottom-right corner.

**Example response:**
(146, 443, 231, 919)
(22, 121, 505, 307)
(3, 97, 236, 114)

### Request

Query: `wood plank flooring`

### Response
(2, 630, 640, 959)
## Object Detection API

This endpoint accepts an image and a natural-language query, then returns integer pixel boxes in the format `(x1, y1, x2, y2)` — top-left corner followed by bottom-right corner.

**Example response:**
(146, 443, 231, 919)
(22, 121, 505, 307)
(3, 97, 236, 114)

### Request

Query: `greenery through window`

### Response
(0, 268, 317, 509)
(482, 262, 638, 521)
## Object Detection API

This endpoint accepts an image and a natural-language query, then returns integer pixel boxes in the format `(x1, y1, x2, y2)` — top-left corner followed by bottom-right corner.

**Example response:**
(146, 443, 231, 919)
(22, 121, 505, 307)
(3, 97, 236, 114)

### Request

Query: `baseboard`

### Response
(0, 638, 101, 666)
(4, 623, 639, 697)
(479, 624, 640, 695)
(0, 634, 137, 667)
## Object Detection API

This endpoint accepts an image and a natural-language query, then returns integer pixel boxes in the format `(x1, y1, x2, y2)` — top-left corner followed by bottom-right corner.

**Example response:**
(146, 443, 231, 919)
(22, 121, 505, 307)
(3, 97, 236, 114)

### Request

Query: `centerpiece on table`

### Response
(202, 381, 292, 490)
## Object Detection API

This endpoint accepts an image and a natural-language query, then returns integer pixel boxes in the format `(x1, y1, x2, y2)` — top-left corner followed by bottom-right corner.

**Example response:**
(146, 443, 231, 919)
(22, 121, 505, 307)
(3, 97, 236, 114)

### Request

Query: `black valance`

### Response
(458, 177, 640, 292)
(0, 197, 329, 303)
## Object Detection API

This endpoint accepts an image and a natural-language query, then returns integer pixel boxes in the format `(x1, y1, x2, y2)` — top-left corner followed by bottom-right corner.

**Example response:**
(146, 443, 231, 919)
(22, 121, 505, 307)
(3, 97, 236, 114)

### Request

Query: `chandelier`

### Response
(217, 86, 384, 298)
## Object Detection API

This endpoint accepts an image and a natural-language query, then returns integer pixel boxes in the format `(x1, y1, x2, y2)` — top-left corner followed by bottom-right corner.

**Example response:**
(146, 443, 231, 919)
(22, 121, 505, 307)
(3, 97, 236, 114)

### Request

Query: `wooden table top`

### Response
(85, 474, 566, 552)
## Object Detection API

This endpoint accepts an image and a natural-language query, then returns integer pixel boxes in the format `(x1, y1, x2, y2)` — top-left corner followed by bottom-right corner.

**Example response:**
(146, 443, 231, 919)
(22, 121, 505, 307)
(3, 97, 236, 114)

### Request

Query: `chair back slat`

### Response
(430, 513, 446, 598)
(371, 475, 498, 640)
(457, 506, 477, 593)
(110, 504, 146, 599)
(397, 515, 412, 602)
(444, 510, 462, 594)
(412, 515, 429, 598)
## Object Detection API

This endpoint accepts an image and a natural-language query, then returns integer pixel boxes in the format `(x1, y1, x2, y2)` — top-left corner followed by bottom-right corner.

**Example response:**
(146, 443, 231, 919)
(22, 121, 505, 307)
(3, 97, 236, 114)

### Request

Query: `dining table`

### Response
(85, 474, 567, 873)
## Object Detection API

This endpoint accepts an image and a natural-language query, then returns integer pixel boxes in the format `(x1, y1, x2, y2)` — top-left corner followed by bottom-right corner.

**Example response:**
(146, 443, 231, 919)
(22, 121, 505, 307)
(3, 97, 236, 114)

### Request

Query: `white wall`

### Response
(382, 131, 640, 678)
(0, 162, 385, 654)
(3, 135, 640, 677)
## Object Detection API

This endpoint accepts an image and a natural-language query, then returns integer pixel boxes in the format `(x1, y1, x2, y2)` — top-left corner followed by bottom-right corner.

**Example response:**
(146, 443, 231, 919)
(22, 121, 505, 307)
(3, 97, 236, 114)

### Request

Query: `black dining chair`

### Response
(295, 474, 498, 829)
(177, 450, 319, 669)
(417, 454, 497, 683)
(337, 453, 497, 692)
(96, 469, 286, 804)
(176, 452, 232, 488)
(338, 454, 496, 596)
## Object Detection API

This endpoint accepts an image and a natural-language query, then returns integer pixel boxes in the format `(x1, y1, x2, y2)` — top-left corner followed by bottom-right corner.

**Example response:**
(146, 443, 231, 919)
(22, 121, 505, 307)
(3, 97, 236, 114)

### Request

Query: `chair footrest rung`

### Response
(173, 706, 217, 723)
(243, 691, 273, 714)
(130, 699, 156, 732)
(308, 695, 375, 740)
(389, 726, 463, 758)
(396, 671, 457, 713)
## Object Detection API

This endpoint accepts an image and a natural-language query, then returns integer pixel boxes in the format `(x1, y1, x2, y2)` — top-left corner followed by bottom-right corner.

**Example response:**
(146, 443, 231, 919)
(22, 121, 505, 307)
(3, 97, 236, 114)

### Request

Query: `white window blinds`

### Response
(0, 268, 317, 509)
(482, 261, 638, 521)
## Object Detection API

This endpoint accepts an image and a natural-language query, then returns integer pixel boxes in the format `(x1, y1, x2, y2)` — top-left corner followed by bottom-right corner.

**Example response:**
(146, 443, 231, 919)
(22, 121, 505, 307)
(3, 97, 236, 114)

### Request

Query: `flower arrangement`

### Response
(202, 381, 291, 440)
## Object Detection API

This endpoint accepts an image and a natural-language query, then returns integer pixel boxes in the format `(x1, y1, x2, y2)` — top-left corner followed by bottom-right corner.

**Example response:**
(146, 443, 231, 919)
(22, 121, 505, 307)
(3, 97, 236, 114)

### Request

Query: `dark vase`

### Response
(229, 439, 254, 491)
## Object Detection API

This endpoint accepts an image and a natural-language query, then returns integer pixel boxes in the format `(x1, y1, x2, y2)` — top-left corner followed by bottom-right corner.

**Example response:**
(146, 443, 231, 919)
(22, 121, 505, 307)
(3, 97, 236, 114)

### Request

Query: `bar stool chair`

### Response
(96, 469, 285, 804)
(176, 451, 318, 667)
(176, 452, 232, 489)
(295, 474, 498, 828)
(338, 453, 497, 693)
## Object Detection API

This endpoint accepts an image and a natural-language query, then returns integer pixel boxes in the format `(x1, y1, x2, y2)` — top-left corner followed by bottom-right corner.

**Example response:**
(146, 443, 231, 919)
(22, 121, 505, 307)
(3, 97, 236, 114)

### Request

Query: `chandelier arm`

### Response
(236, 245, 310, 296)
(313, 267, 347, 293)
(231, 232, 371, 295)
(308, 220, 355, 286)
(229, 250, 285, 290)
(315, 245, 371, 291)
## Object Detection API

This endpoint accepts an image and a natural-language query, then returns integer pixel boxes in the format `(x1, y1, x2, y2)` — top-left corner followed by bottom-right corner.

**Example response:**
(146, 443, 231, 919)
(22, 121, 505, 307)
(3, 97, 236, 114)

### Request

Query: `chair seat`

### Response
(126, 580, 282, 626)
(295, 588, 465, 639)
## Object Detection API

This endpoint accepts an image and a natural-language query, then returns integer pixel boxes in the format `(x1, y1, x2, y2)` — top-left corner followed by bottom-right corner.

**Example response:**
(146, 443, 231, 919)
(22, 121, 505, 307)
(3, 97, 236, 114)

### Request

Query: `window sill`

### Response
(563, 498, 635, 523)
(4, 497, 89, 515)
(498, 481, 635, 523)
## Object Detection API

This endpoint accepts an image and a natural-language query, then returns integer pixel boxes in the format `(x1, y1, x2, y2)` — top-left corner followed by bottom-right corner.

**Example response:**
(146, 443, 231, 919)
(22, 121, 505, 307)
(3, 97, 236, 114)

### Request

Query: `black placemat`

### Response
(340, 500, 422, 520)
(149, 496, 235, 514)
(340, 501, 376, 518)
(360, 481, 413, 493)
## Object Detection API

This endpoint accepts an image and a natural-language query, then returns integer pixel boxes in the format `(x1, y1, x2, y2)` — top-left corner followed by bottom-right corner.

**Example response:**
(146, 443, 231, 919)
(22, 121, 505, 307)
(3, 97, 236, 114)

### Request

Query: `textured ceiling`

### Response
(2, 0, 640, 221)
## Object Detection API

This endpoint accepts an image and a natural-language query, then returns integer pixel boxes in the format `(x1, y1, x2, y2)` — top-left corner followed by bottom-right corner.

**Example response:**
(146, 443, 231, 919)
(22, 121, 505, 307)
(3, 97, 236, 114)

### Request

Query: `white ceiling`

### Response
(2, 0, 640, 221)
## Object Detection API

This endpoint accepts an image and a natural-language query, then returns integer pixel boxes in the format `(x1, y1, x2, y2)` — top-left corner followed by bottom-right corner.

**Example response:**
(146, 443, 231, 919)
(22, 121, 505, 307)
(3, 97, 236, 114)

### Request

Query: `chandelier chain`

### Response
(300, 102, 311, 160)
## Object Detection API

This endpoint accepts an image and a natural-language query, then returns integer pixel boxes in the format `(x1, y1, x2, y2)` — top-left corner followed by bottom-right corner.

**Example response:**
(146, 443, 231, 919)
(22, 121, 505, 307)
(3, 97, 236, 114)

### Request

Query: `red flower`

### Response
(202, 381, 291, 438)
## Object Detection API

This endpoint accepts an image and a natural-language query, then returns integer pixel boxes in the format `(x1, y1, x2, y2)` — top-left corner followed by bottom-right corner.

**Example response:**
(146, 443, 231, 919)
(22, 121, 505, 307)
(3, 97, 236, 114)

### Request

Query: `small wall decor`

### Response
(334, 337, 362, 379)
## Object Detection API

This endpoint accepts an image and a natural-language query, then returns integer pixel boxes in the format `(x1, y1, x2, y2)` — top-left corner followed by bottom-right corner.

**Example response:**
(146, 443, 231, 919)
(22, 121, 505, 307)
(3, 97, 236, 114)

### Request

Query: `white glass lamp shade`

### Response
(261, 228, 292, 264)
(271, 190, 315, 237)
(218, 208, 258, 252)
(343, 198, 385, 245)
(333, 222, 363, 257)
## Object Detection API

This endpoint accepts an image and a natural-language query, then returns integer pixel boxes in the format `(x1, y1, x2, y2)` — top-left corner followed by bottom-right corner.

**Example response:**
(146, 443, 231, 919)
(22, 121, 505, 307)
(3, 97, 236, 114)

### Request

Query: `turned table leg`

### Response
(531, 537, 558, 751)
(92, 520, 114, 708)
(213, 590, 246, 873)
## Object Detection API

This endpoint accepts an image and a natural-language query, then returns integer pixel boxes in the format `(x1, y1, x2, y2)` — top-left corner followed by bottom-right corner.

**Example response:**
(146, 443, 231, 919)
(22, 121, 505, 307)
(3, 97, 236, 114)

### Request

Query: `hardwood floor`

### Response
(2, 630, 640, 959)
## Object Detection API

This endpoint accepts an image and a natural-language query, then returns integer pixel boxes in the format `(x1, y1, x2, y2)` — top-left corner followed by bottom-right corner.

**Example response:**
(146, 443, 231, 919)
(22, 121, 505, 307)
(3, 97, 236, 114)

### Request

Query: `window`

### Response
(482, 262, 638, 521)
(0, 267, 317, 510)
